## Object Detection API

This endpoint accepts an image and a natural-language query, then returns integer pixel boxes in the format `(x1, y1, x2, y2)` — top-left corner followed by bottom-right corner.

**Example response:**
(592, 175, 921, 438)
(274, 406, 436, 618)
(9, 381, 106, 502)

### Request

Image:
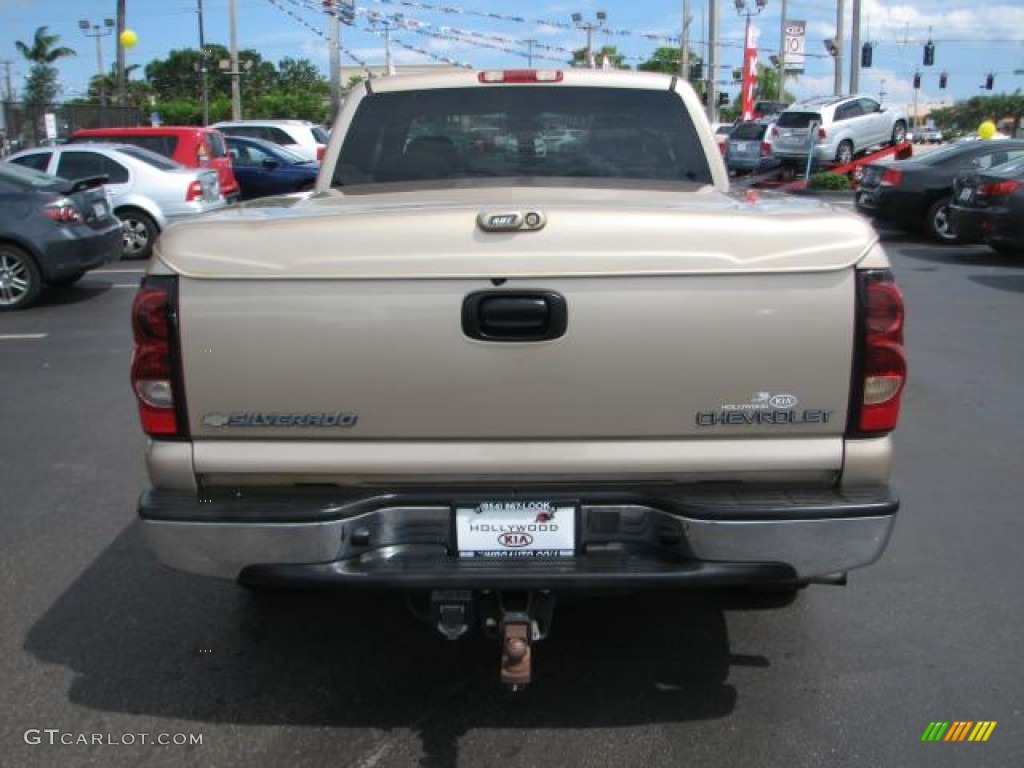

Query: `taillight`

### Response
(880, 168, 903, 187)
(131, 277, 184, 437)
(760, 141, 771, 157)
(185, 181, 203, 202)
(978, 179, 1021, 198)
(316, 145, 326, 162)
(43, 198, 83, 223)
(771, 125, 779, 138)
(817, 127, 827, 140)
(851, 270, 907, 435)
(477, 69, 564, 84)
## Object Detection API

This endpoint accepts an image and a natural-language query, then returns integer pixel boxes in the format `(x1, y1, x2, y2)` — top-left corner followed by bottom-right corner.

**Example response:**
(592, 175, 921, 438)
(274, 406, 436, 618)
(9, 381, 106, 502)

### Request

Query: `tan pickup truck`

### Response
(131, 69, 907, 687)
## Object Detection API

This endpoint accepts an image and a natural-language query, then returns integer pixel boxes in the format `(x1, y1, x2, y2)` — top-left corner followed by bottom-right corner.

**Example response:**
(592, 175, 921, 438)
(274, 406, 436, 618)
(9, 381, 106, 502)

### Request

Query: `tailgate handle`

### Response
(462, 291, 568, 342)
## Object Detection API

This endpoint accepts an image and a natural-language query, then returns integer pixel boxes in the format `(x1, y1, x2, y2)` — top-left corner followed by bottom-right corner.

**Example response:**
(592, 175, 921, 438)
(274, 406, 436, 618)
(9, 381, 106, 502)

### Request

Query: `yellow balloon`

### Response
(120, 29, 138, 48)
(978, 120, 997, 140)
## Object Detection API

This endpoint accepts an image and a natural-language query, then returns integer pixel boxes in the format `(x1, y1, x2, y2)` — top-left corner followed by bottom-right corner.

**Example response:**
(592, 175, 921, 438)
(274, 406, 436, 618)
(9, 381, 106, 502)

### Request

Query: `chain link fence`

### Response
(1, 102, 144, 157)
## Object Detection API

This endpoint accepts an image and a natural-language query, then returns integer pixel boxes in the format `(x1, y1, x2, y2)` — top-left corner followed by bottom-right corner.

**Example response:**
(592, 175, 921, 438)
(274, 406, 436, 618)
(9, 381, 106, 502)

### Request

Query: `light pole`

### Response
(571, 11, 607, 68)
(78, 18, 114, 102)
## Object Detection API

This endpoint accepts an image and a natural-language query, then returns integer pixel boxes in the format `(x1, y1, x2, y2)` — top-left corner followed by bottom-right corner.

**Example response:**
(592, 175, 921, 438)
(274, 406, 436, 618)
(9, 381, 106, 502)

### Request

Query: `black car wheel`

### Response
(0, 244, 43, 311)
(118, 208, 158, 260)
(891, 121, 907, 145)
(926, 197, 960, 244)
(835, 140, 854, 165)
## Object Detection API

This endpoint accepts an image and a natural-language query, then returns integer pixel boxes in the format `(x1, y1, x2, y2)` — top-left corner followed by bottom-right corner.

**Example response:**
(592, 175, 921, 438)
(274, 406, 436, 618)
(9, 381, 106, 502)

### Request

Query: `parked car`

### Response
(949, 156, 1024, 254)
(920, 128, 944, 144)
(225, 135, 319, 199)
(211, 119, 328, 162)
(0, 162, 122, 310)
(710, 122, 732, 155)
(7, 144, 226, 259)
(855, 139, 1024, 243)
(725, 120, 779, 174)
(69, 126, 241, 203)
(771, 95, 907, 167)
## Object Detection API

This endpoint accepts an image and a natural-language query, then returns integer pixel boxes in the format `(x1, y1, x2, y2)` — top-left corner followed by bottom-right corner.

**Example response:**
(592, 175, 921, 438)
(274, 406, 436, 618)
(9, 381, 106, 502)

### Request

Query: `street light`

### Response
(572, 11, 607, 69)
(78, 18, 115, 102)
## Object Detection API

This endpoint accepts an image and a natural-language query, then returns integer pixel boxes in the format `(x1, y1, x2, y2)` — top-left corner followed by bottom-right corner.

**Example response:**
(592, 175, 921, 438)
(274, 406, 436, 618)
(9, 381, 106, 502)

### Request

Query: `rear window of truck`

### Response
(334, 86, 713, 187)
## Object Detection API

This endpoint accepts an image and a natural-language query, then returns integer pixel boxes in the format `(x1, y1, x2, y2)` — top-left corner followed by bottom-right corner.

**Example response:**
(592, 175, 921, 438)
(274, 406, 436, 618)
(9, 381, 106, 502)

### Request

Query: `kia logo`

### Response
(498, 532, 534, 548)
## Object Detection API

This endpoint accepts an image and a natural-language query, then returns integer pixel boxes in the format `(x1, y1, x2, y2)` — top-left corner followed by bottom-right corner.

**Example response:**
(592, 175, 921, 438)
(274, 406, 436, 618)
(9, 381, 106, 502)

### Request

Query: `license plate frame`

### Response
(455, 501, 576, 558)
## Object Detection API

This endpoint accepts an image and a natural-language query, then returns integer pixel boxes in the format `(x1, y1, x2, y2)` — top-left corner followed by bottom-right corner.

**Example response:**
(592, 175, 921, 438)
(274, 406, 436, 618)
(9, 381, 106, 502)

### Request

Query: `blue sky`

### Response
(1, 0, 1022, 117)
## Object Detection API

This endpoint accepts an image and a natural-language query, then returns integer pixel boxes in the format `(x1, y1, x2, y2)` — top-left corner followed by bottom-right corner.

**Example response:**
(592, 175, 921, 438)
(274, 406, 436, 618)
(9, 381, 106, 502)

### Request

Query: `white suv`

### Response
(771, 95, 907, 167)
(211, 119, 328, 162)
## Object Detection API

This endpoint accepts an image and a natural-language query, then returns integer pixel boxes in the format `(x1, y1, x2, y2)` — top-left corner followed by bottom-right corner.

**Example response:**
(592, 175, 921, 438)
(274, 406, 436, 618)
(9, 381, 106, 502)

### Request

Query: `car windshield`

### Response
(311, 126, 329, 144)
(335, 86, 712, 187)
(0, 161, 64, 190)
(776, 111, 822, 129)
(116, 145, 183, 170)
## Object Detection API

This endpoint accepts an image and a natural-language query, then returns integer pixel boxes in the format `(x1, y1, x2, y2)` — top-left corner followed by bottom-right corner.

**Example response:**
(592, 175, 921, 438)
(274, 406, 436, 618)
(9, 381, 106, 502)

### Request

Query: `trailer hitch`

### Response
(428, 589, 556, 690)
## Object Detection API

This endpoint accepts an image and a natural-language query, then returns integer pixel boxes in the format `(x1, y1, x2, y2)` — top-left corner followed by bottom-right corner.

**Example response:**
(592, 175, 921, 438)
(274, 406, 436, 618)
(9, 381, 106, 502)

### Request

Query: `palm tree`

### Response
(15, 26, 76, 104)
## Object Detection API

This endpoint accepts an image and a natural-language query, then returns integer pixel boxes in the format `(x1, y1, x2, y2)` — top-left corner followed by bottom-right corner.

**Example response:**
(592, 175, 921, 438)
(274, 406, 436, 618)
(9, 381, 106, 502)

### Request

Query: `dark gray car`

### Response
(0, 162, 122, 310)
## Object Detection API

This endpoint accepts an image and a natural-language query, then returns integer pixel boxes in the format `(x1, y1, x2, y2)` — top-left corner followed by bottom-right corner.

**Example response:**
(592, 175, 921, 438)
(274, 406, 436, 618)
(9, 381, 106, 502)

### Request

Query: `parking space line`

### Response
(95, 268, 146, 274)
(0, 333, 48, 340)
(113, 284, 140, 288)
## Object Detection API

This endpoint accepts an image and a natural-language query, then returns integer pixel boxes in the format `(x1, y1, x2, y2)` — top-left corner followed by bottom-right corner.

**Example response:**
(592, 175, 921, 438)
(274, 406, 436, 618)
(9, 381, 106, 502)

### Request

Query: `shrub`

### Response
(807, 172, 851, 191)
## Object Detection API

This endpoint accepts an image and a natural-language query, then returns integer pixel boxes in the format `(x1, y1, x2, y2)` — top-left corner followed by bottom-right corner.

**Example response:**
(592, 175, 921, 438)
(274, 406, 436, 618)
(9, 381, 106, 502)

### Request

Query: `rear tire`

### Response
(926, 196, 959, 244)
(890, 120, 907, 146)
(835, 140, 854, 165)
(118, 208, 158, 260)
(0, 243, 43, 311)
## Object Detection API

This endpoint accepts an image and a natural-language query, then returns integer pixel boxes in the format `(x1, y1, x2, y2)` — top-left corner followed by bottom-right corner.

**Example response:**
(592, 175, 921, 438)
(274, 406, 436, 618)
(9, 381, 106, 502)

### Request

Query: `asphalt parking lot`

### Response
(1, 219, 1022, 768)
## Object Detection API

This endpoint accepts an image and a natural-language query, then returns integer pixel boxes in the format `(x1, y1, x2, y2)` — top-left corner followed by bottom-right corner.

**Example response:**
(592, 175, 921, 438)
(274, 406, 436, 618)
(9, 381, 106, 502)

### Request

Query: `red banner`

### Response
(741, 23, 759, 121)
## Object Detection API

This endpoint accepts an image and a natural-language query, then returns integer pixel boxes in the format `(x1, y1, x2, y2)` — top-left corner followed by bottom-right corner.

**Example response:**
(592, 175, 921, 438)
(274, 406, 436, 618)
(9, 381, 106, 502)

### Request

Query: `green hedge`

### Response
(807, 172, 852, 191)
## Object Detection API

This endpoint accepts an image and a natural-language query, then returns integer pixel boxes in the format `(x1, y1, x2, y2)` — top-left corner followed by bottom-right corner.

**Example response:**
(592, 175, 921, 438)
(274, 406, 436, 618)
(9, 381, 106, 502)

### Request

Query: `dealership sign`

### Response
(784, 20, 806, 73)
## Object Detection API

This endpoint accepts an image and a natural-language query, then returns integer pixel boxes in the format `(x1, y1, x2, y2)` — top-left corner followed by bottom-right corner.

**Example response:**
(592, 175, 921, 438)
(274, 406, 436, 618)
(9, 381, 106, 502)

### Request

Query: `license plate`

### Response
(734, 141, 748, 152)
(958, 187, 973, 203)
(93, 202, 106, 217)
(456, 501, 575, 558)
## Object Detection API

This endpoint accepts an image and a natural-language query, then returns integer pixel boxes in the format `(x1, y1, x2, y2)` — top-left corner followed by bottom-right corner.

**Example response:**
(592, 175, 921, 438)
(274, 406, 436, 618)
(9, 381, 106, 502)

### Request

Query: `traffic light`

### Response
(691, 60, 703, 80)
(939, 71, 948, 89)
(923, 40, 935, 67)
(985, 73, 994, 90)
(913, 72, 921, 89)
(861, 43, 872, 68)
(701, 90, 708, 105)
(718, 92, 730, 107)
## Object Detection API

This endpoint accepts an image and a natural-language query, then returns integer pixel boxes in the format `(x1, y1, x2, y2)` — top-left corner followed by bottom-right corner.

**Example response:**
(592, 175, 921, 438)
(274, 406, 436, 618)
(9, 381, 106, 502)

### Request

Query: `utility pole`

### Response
(834, 0, 845, 96)
(230, 0, 242, 119)
(1, 60, 13, 101)
(680, 0, 690, 78)
(198, 0, 210, 125)
(328, 2, 341, 119)
(707, 0, 718, 121)
(849, 0, 861, 94)
(116, 0, 126, 106)
(777, 0, 787, 100)
(524, 39, 536, 68)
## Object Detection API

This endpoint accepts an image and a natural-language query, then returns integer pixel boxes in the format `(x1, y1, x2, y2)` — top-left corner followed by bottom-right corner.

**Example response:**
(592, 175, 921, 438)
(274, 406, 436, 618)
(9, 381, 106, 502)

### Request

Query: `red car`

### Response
(70, 126, 241, 203)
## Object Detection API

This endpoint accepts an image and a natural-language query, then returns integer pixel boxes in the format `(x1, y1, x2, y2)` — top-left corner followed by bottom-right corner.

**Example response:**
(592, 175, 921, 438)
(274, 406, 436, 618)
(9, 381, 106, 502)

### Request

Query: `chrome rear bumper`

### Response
(140, 486, 897, 585)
